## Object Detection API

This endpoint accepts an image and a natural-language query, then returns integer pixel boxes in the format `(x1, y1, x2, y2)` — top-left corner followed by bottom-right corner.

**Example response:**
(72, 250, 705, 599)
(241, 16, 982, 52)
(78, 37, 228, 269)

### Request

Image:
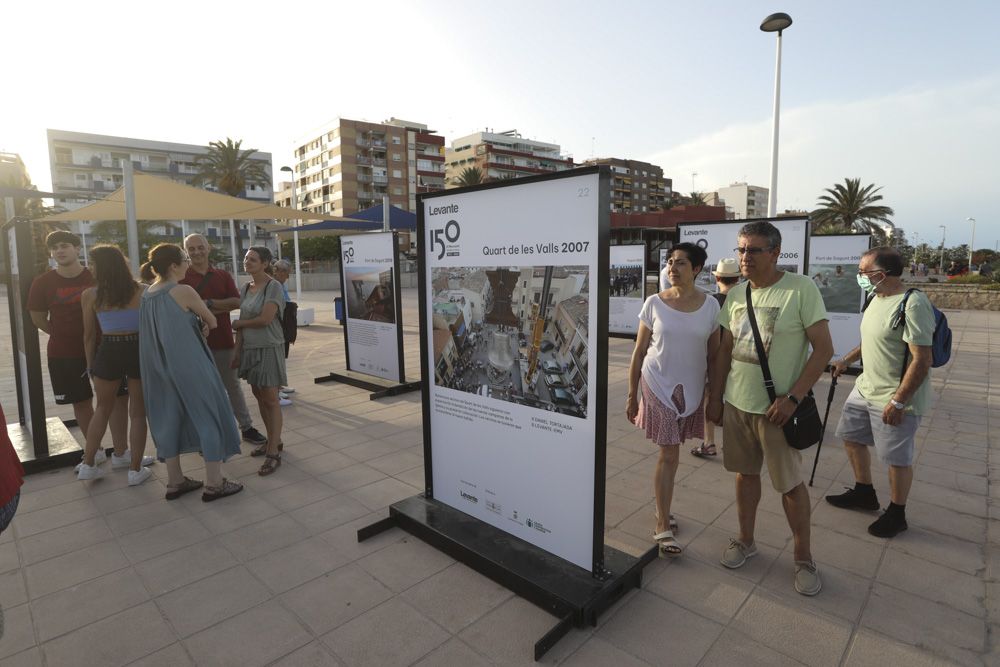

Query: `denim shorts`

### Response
(92, 334, 141, 381)
(834, 386, 921, 466)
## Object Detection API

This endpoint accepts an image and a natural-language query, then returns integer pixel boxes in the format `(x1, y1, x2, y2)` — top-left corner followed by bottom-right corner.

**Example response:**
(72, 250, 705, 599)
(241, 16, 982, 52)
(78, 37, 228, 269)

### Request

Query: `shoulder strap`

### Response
(242, 281, 250, 298)
(745, 284, 778, 404)
(192, 270, 213, 296)
(897, 288, 919, 381)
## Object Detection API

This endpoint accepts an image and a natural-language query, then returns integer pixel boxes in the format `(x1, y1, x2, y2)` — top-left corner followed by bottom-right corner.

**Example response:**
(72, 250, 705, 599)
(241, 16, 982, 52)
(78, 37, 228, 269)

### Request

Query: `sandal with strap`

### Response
(654, 530, 682, 557)
(165, 477, 204, 501)
(258, 454, 281, 476)
(201, 478, 244, 502)
(691, 442, 718, 458)
(654, 512, 679, 535)
(250, 442, 284, 457)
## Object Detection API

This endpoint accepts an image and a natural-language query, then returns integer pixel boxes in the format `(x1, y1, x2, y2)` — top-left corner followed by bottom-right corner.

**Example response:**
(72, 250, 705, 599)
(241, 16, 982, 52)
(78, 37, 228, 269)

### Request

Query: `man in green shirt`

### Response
(828, 247, 934, 538)
(708, 221, 833, 596)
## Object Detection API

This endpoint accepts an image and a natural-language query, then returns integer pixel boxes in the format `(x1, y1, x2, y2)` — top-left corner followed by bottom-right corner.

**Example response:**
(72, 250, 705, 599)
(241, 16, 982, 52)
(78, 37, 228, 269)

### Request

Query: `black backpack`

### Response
(242, 280, 296, 344)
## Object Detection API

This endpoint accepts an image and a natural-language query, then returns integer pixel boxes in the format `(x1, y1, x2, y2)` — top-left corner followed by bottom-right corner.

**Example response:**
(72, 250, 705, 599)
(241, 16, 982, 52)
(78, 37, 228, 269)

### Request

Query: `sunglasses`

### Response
(734, 246, 774, 255)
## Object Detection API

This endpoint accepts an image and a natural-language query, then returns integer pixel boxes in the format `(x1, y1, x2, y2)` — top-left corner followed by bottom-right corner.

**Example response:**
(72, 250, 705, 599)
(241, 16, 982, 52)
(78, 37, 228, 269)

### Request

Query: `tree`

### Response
(3, 175, 71, 273)
(281, 235, 340, 261)
(810, 178, 894, 236)
(90, 220, 179, 259)
(192, 138, 271, 197)
(450, 167, 485, 188)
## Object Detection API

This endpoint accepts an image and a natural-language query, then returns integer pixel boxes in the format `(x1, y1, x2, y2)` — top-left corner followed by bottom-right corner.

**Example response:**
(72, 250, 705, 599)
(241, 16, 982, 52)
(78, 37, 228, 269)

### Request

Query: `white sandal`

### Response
(654, 530, 682, 557)
(654, 512, 679, 534)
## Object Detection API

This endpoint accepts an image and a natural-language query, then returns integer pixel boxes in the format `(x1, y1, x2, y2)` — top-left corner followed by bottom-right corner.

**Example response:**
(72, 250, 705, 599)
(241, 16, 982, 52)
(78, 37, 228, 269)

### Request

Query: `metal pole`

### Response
(123, 161, 140, 273)
(81, 227, 88, 266)
(767, 29, 783, 218)
(382, 194, 390, 232)
(939, 225, 946, 273)
(968, 218, 976, 268)
(4, 197, 14, 222)
(291, 179, 302, 302)
(181, 219, 189, 239)
(248, 218, 255, 246)
(229, 219, 238, 277)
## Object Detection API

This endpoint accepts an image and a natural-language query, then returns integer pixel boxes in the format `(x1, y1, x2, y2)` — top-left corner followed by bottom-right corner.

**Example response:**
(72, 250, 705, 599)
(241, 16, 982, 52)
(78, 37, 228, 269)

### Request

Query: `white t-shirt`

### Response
(638, 294, 720, 417)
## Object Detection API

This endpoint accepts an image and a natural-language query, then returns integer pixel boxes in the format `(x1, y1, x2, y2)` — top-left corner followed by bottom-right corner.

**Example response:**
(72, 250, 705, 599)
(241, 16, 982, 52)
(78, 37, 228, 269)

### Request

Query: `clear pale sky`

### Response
(3, 0, 998, 248)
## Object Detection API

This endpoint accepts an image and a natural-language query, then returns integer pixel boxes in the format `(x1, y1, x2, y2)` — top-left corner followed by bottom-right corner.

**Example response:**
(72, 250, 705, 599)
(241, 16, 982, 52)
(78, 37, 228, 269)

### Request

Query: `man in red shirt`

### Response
(28, 232, 128, 460)
(181, 234, 267, 446)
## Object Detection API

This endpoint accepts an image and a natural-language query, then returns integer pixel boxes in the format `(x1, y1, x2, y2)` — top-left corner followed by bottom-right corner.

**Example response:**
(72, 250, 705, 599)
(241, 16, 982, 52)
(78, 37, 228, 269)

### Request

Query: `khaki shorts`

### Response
(723, 402, 803, 493)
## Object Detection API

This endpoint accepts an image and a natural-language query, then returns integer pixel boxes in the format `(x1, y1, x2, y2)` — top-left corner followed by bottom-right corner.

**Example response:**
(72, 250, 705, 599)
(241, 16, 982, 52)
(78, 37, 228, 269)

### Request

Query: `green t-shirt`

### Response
(239, 279, 285, 349)
(719, 272, 828, 414)
(855, 291, 934, 415)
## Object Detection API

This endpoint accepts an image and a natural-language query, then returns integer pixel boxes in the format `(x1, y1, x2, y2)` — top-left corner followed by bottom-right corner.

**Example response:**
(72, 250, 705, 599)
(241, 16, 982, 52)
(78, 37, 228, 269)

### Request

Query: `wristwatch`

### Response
(889, 398, 906, 410)
(785, 393, 799, 405)
(206, 299, 214, 310)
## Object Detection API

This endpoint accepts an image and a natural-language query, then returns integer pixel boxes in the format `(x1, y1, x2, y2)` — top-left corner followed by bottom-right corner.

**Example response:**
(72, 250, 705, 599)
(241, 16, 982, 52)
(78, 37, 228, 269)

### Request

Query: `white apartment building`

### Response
(445, 130, 574, 184)
(47, 129, 273, 247)
(716, 182, 769, 220)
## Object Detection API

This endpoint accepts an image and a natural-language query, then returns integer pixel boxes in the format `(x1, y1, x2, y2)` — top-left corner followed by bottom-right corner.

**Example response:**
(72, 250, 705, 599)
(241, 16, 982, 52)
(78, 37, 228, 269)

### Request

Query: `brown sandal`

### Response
(251, 442, 283, 457)
(165, 477, 203, 500)
(691, 442, 717, 458)
(201, 478, 244, 502)
(258, 454, 281, 476)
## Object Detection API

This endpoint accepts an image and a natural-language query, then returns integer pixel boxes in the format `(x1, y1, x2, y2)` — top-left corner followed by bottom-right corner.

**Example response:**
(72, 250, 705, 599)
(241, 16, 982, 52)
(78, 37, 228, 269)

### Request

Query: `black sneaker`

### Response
(868, 511, 908, 538)
(242, 427, 267, 446)
(825, 486, 880, 511)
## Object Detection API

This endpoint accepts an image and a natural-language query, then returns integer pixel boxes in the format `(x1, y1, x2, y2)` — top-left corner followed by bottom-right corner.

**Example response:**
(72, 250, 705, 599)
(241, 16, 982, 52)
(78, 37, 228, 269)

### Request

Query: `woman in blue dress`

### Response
(139, 243, 243, 502)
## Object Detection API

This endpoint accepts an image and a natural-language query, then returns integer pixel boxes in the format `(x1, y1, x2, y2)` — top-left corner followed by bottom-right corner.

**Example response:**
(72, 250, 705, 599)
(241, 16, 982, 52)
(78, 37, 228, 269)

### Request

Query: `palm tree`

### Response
(451, 167, 485, 188)
(193, 138, 271, 197)
(810, 178, 894, 235)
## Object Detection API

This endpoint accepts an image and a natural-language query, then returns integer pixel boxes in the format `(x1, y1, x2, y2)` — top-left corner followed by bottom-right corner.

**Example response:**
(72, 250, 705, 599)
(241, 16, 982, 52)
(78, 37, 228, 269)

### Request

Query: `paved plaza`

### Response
(0, 287, 996, 666)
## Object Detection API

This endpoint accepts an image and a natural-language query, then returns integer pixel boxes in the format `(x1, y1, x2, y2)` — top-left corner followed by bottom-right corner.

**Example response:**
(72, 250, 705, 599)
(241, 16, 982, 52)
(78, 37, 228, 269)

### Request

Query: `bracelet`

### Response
(785, 393, 799, 405)
(889, 398, 906, 410)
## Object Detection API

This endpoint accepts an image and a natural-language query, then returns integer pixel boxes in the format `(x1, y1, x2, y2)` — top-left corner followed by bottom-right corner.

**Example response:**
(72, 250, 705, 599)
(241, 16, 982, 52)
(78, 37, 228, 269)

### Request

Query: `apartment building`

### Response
(581, 157, 672, 213)
(716, 182, 769, 220)
(290, 117, 444, 217)
(445, 130, 574, 184)
(0, 152, 32, 190)
(47, 129, 273, 244)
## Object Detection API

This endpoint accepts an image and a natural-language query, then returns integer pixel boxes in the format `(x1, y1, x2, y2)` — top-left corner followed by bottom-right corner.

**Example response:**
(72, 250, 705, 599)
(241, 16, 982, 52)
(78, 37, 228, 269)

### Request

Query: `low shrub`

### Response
(948, 274, 995, 285)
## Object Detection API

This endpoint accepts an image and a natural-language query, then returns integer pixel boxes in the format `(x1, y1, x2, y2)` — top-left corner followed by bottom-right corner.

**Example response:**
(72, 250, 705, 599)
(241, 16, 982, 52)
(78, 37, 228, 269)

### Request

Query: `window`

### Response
(392, 136, 401, 145)
(392, 169, 402, 178)
(393, 187, 403, 195)
(392, 153, 402, 162)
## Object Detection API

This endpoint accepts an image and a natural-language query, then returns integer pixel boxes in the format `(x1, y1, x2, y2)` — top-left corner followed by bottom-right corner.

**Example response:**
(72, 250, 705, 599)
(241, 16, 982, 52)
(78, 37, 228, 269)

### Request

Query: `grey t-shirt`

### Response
(239, 279, 285, 349)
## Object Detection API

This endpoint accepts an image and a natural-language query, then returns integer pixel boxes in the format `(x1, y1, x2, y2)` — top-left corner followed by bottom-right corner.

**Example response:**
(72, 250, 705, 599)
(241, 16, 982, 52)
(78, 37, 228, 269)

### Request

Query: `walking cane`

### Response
(809, 373, 839, 487)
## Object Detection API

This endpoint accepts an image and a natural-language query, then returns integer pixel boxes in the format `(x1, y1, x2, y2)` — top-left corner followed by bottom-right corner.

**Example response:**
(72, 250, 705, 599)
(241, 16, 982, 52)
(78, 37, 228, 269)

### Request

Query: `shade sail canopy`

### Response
(347, 204, 417, 230)
(264, 217, 382, 240)
(39, 172, 346, 222)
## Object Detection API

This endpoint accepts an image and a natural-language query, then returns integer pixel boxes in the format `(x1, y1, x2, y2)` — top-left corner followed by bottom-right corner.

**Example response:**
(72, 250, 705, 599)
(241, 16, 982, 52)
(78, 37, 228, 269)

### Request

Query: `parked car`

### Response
(540, 340, 555, 352)
(550, 388, 575, 406)
(541, 360, 561, 373)
(544, 373, 567, 388)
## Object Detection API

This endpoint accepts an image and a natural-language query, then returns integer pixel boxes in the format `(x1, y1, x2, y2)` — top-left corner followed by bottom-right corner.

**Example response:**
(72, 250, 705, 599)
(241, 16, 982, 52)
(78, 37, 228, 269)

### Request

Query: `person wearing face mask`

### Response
(827, 247, 935, 538)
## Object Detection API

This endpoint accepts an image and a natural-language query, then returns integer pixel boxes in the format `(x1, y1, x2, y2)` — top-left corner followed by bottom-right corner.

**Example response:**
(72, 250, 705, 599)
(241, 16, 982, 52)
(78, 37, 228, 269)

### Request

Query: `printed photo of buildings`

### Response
(431, 265, 590, 419)
(345, 266, 396, 323)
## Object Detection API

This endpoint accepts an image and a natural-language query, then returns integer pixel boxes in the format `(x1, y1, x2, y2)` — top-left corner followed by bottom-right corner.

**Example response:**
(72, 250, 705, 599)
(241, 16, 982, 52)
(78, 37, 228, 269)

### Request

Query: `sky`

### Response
(4, 0, 999, 249)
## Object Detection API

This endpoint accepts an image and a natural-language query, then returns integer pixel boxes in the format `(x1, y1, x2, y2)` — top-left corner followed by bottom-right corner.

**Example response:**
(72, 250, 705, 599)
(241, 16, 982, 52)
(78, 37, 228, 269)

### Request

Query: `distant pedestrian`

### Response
(76, 245, 155, 485)
(827, 247, 934, 538)
(627, 242, 720, 557)
(273, 259, 296, 406)
(140, 243, 243, 502)
(180, 234, 268, 447)
(233, 247, 286, 476)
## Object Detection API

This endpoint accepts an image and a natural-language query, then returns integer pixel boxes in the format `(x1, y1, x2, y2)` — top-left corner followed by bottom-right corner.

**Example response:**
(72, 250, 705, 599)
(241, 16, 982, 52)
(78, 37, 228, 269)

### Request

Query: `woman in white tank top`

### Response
(626, 243, 720, 556)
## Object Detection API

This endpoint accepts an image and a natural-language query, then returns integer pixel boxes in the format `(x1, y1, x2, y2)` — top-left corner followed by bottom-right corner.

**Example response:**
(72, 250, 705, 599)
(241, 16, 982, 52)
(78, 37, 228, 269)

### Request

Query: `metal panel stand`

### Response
(359, 495, 657, 661)
(314, 370, 421, 400)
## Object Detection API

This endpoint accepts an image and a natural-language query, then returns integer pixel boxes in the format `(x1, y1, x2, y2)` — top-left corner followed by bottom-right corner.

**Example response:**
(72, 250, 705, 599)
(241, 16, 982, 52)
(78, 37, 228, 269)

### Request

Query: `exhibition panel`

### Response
(608, 244, 645, 336)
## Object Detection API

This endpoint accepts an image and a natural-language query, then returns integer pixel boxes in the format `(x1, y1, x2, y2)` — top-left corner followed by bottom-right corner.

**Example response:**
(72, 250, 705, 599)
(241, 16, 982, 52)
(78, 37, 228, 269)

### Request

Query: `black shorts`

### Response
(48, 357, 93, 405)
(92, 334, 141, 382)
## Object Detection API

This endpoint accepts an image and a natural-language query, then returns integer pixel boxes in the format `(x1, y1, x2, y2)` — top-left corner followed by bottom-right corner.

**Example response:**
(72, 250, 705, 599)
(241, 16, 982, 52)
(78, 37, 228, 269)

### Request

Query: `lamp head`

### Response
(280, 166, 293, 173)
(760, 12, 793, 33)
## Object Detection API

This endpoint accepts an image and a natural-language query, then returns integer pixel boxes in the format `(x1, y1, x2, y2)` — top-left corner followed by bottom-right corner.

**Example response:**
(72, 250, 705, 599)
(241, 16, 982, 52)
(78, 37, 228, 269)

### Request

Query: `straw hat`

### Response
(712, 257, 741, 277)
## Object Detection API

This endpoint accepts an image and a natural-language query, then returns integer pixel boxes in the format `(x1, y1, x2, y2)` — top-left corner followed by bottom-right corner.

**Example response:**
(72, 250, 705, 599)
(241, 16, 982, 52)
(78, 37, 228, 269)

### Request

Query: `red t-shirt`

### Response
(179, 265, 240, 350)
(27, 267, 94, 359)
(0, 403, 25, 509)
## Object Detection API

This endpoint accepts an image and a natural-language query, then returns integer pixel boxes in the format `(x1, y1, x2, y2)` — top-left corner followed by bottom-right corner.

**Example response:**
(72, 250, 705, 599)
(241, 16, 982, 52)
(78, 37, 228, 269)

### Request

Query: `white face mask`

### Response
(856, 271, 886, 294)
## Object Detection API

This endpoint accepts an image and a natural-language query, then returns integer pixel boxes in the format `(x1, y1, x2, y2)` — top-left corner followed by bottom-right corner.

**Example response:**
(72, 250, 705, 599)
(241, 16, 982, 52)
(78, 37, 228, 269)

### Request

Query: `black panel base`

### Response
(358, 494, 657, 661)
(608, 331, 637, 340)
(314, 371, 421, 400)
(8, 418, 87, 474)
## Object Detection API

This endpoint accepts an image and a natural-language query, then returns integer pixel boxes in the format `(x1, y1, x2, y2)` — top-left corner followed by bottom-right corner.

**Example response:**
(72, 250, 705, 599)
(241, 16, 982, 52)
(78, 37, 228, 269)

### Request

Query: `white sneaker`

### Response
(281, 386, 295, 394)
(77, 449, 108, 473)
(127, 468, 153, 486)
(77, 463, 105, 481)
(278, 391, 289, 400)
(279, 398, 293, 407)
(112, 450, 156, 470)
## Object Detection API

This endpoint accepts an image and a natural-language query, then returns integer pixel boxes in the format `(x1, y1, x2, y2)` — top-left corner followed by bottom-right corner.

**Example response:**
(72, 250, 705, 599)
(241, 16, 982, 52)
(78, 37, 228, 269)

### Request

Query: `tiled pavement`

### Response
(0, 288, 996, 666)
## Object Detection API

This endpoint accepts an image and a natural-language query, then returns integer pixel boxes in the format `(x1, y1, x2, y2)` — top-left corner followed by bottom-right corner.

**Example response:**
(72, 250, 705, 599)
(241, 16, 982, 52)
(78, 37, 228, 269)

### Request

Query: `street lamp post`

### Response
(967, 217, 976, 269)
(280, 166, 303, 302)
(760, 12, 793, 218)
(939, 224, 947, 274)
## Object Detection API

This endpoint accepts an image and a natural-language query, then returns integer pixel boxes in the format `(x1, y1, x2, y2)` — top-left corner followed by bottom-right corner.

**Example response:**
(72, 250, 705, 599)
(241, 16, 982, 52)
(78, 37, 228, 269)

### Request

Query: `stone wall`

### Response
(920, 284, 1000, 311)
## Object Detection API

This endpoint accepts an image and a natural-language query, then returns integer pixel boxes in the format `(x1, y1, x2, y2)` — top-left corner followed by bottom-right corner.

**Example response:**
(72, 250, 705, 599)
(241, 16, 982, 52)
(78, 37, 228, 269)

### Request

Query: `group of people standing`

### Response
(628, 221, 935, 598)
(27, 230, 295, 501)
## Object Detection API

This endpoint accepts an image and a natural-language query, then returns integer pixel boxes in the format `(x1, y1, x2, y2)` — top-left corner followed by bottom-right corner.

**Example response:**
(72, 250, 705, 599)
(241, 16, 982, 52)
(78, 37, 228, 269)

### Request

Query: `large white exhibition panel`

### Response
(341, 232, 401, 381)
(422, 172, 601, 569)
(809, 234, 871, 362)
(609, 244, 645, 335)
(677, 218, 808, 293)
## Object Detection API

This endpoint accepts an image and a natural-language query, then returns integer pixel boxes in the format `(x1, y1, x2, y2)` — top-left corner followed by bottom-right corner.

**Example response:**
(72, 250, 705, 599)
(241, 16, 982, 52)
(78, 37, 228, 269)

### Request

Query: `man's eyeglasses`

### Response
(734, 246, 773, 255)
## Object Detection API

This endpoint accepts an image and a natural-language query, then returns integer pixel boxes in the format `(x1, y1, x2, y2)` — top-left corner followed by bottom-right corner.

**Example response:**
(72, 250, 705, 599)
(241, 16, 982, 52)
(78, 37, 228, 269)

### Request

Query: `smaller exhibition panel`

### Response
(809, 234, 871, 362)
(339, 231, 404, 382)
(608, 244, 645, 335)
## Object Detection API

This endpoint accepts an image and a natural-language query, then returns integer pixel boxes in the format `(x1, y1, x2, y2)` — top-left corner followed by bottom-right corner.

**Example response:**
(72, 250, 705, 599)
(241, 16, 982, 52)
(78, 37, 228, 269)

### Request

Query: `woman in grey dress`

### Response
(139, 243, 243, 502)
(233, 246, 285, 476)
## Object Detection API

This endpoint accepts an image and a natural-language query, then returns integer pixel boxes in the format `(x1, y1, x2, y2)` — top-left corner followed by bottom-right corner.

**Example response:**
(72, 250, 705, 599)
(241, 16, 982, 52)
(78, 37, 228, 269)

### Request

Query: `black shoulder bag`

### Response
(745, 284, 823, 450)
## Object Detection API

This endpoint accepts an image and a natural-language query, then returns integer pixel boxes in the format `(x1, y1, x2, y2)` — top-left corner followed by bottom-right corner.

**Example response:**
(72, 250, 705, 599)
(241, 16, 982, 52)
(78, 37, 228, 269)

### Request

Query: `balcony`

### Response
(356, 156, 372, 166)
(373, 175, 388, 185)
(372, 158, 387, 167)
(357, 174, 372, 183)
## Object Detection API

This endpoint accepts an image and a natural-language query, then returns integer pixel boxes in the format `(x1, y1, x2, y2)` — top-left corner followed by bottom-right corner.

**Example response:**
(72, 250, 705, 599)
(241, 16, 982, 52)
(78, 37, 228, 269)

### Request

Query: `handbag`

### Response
(744, 284, 823, 450)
